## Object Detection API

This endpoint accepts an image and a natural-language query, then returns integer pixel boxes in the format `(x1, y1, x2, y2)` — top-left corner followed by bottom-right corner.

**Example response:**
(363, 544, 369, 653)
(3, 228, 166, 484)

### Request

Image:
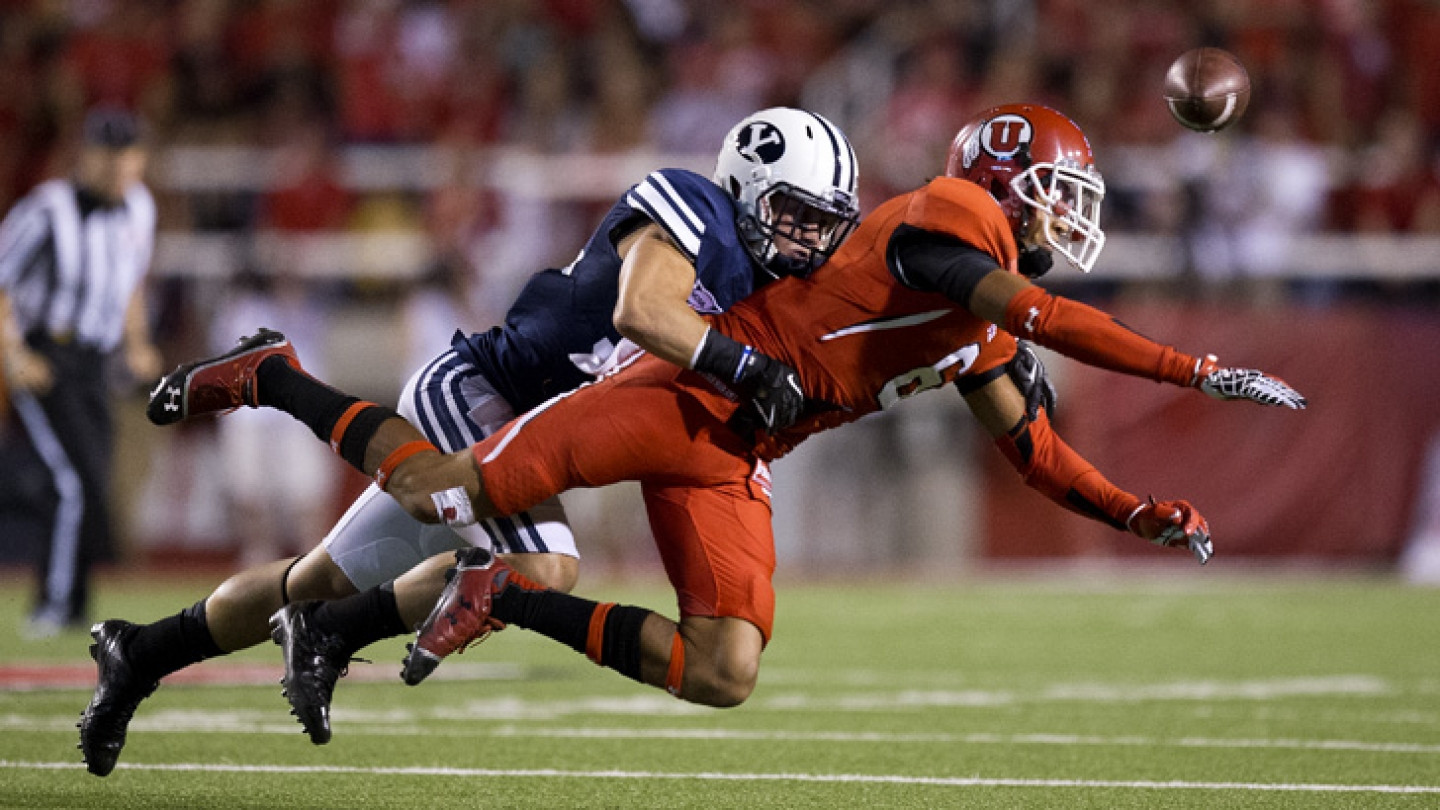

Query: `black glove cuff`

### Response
(694, 329, 755, 384)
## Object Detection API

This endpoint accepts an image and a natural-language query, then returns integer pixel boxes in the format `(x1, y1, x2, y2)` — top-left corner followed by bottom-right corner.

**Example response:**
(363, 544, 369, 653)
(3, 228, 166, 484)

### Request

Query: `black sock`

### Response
(123, 600, 226, 684)
(254, 356, 399, 471)
(308, 584, 409, 655)
(493, 586, 651, 683)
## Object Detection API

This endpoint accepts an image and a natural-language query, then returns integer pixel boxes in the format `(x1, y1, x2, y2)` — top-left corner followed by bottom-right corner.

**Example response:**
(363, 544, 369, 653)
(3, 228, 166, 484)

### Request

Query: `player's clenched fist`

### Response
(1128, 497, 1213, 565)
(1192, 354, 1306, 409)
(693, 327, 806, 434)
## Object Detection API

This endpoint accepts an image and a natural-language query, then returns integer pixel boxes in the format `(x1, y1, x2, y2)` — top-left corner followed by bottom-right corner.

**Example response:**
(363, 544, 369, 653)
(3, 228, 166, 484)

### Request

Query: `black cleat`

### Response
(78, 620, 159, 777)
(269, 602, 353, 745)
(146, 328, 299, 426)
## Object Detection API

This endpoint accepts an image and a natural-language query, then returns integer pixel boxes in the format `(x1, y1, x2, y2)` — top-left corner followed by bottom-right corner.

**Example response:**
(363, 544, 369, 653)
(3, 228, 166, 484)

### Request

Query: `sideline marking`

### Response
(2, 759, 1438, 793)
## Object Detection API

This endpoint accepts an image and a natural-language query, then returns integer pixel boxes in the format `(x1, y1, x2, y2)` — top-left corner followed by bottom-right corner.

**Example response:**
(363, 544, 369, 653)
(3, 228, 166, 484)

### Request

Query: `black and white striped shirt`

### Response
(0, 178, 155, 352)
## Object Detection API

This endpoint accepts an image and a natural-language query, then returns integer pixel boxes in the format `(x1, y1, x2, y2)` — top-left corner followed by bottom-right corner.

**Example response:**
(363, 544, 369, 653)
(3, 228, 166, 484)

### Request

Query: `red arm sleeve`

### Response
(995, 408, 1143, 532)
(1003, 284, 1204, 386)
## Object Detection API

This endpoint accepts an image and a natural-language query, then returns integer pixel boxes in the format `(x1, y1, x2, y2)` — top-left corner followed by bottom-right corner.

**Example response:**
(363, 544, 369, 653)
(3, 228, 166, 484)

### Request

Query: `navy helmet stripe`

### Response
(806, 112, 851, 191)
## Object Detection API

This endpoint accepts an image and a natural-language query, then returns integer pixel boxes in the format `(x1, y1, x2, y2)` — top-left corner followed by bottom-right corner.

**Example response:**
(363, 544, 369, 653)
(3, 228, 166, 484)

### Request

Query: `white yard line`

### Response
(2, 759, 1438, 794)
(6, 713, 1439, 754)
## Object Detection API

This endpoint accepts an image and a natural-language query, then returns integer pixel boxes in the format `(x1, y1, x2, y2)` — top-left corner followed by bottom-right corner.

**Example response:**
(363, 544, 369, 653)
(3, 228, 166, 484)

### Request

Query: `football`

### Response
(1163, 47, 1251, 132)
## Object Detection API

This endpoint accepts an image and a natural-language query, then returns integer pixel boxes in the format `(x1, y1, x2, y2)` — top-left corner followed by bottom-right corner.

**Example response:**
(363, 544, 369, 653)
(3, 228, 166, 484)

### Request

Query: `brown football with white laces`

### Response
(1163, 47, 1251, 132)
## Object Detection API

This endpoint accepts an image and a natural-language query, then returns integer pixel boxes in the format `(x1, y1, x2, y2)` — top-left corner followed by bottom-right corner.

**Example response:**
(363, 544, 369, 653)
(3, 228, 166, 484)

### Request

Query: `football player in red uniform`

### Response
(142, 105, 1303, 727)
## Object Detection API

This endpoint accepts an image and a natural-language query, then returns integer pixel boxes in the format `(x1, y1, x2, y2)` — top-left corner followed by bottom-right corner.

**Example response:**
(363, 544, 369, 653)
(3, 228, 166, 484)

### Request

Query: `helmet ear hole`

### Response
(989, 178, 1007, 201)
(728, 177, 741, 198)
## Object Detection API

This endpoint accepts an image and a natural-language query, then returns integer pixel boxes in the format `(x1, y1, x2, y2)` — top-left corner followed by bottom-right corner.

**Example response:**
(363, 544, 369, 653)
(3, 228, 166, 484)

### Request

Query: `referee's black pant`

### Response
(5, 334, 114, 625)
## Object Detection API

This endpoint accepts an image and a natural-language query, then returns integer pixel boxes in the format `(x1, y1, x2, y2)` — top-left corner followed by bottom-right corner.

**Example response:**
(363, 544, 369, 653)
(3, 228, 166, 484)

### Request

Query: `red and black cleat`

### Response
(146, 328, 299, 426)
(401, 547, 509, 686)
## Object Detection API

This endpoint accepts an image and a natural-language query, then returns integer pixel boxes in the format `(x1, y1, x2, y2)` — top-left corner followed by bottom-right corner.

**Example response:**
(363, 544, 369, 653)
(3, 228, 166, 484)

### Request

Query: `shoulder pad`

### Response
(625, 169, 736, 261)
(903, 178, 1018, 271)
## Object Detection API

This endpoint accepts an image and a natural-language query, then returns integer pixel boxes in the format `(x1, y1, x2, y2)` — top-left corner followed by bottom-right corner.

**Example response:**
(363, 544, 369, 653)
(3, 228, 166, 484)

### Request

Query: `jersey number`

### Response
(876, 343, 980, 410)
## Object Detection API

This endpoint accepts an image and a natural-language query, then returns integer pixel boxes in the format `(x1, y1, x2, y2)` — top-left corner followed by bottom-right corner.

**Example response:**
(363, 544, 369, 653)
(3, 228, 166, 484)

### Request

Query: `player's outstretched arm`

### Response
(960, 362, 1213, 564)
(967, 268, 1306, 409)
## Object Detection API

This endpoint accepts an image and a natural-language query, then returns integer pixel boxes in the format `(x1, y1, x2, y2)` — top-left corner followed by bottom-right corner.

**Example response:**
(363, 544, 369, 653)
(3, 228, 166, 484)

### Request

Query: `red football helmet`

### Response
(945, 104, 1106, 273)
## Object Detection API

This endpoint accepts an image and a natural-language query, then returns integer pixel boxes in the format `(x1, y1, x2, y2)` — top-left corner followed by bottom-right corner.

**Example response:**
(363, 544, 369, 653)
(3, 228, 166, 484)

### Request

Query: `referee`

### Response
(0, 107, 162, 637)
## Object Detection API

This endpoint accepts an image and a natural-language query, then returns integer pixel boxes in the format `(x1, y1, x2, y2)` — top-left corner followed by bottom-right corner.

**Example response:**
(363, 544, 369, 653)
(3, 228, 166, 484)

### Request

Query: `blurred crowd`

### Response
(3, 0, 1438, 569)
(3, 0, 1440, 231)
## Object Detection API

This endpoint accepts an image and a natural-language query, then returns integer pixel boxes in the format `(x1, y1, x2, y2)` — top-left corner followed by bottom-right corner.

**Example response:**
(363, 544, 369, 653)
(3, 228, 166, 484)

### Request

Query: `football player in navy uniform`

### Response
(77, 108, 860, 775)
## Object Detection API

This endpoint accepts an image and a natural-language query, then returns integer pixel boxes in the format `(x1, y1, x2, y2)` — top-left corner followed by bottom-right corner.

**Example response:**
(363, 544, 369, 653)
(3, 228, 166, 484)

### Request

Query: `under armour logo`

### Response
(163, 385, 181, 412)
(1024, 306, 1041, 333)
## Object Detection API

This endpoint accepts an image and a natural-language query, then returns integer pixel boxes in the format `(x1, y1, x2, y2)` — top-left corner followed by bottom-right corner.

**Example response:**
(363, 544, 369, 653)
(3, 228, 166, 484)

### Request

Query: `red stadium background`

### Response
(1, 0, 1439, 577)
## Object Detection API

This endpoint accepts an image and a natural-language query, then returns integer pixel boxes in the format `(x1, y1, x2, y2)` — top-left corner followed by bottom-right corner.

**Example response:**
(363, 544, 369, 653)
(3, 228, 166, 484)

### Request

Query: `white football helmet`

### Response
(714, 108, 860, 279)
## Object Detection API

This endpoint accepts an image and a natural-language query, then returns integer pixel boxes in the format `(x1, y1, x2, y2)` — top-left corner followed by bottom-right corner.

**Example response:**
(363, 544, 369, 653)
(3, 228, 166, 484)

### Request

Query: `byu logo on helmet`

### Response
(980, 114, 1033, 160)
(737, 121, 786, 164)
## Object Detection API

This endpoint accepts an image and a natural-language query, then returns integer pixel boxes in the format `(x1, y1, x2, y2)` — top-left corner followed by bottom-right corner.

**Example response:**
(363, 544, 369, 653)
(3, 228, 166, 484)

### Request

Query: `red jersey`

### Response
(710, 176, 1019, 457)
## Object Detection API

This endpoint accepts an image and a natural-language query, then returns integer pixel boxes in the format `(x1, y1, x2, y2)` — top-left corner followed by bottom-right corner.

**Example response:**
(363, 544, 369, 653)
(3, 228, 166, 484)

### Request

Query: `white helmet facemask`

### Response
(1010, 161, 1106, 273)
(714, 108, 860, 279)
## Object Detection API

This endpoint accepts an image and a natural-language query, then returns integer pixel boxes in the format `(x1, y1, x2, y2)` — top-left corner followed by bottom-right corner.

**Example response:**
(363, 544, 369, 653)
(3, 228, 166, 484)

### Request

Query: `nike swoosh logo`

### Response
(819, 310, 951, 342)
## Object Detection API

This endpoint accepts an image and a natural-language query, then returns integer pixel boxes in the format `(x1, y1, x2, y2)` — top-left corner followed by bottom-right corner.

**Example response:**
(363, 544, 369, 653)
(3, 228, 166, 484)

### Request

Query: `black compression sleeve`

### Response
(887, 224, 1001, 307)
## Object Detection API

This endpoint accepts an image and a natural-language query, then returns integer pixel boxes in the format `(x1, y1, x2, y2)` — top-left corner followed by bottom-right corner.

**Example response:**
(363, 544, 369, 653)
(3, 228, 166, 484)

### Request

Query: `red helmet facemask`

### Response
(945, 104, 1106, 273)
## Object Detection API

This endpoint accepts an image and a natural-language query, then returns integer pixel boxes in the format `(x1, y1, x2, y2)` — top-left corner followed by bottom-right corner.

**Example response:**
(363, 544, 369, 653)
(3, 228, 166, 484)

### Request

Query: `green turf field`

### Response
(1, 571, 1437, 809)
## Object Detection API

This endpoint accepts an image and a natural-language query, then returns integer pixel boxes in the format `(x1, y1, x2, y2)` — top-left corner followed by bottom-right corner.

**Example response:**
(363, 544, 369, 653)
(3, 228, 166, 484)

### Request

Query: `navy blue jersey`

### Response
(453, 169, 759, 413)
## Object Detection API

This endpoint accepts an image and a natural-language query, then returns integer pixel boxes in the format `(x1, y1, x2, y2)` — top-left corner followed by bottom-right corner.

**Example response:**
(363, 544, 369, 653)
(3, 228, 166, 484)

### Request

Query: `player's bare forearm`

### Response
(613, 223, 711, 369)
(367, 421, 495, 526)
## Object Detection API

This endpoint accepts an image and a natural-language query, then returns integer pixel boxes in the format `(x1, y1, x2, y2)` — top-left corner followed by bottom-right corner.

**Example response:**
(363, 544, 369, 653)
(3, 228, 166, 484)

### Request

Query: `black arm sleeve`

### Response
(886, 224, 1001, 307)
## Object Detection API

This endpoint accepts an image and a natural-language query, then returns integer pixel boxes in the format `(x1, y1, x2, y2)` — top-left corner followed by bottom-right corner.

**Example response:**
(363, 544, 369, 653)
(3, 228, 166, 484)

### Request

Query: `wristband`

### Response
(693, 329, 754, 383)
(375, 440, 438, 490)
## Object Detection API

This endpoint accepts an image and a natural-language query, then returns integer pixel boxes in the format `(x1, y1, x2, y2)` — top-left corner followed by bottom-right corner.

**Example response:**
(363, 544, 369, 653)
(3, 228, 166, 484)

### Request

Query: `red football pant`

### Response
(473, 356, 777, 641)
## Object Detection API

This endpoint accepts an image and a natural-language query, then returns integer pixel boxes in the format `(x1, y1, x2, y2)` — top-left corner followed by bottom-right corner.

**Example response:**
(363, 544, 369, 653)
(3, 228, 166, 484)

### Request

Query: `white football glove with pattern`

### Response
(1192, 355, 1307, 409)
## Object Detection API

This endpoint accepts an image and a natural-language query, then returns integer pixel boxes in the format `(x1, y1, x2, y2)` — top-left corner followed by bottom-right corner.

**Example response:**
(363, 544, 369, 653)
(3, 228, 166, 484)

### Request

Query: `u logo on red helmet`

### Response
(981, 114, 1033, 160)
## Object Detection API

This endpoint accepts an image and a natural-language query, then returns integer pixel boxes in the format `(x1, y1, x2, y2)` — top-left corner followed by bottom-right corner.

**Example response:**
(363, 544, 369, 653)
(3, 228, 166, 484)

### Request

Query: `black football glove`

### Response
(1006, 339, 1058, 420)
(694, 329, 806, 435)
